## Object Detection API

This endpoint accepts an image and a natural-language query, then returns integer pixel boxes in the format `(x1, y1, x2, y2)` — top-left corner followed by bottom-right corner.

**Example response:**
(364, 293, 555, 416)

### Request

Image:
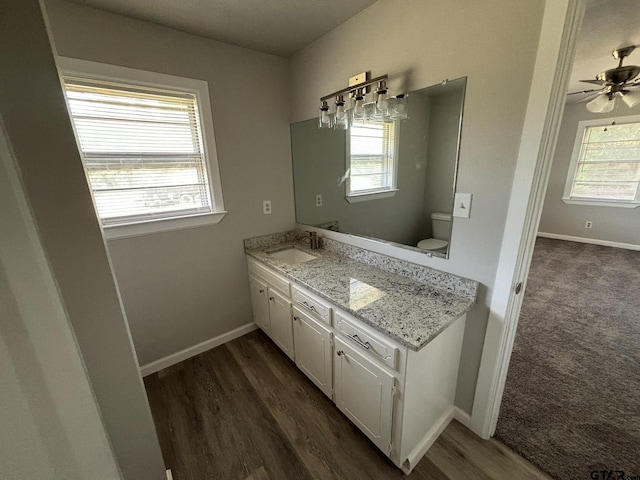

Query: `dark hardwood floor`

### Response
(144, 330, 550, 480)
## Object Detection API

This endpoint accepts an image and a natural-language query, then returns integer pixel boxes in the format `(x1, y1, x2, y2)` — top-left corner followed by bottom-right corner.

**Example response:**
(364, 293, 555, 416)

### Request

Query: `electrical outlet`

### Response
(585, 221, 593, 229)
(315, 194, 323, 207)
(263, 200, 272, 215)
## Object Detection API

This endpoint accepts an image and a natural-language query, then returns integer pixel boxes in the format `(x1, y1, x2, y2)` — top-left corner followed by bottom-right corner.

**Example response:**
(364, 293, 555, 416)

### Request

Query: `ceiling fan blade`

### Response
(577, 92, 603, 104)
(567, 88, 602, 95)
(579, 79, 607, 85)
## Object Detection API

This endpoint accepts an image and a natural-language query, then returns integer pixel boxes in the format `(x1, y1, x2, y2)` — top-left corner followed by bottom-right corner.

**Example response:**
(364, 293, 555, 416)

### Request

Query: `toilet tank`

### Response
(431, 212, 452, 240)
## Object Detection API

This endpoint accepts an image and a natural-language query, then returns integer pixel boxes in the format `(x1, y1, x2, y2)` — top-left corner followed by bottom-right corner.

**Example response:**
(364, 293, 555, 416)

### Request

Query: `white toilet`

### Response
(417, 212, 451, 253)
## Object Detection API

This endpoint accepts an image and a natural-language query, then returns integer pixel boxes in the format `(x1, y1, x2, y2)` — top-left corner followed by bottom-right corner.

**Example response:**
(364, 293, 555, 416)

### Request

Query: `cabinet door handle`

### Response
(269, 296, 274, 301)
(347, 333, 371, 350)
(259, 289, 264, 293)
(336, 350, 345, 356)
(301, 301, 317, 313)
(293, 316, 299, 321)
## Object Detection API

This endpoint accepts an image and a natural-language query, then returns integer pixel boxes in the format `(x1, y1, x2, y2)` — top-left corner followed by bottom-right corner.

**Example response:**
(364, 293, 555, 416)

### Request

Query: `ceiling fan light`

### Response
(586, 94, 615, 113)
(622, 89, 640, 108)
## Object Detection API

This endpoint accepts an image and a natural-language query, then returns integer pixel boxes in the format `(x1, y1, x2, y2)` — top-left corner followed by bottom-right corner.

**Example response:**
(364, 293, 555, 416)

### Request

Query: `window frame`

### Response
(57, 57, 227, 239)
(345, 119, 399, 203)
(563, 115, 640, 209)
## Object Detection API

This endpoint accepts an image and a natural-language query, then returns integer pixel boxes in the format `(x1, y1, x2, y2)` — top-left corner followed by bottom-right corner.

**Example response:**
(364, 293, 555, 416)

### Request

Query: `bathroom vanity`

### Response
(244, 230, 478, 474)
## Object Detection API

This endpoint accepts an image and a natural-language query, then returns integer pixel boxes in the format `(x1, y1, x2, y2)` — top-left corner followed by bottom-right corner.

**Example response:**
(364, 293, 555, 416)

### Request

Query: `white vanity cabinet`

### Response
(291, 284, 333, 397)
(248, 276, 270, 333)
(334, 335, 395, 454)
(246, 257, 468, 474)
(292, 307, 333, 397)
(248, 259, 294, 360)
(268, 289, 294, 360)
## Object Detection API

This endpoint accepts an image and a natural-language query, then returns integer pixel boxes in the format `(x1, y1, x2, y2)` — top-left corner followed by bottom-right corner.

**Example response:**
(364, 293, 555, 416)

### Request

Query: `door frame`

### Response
(470, 0, 586, 438)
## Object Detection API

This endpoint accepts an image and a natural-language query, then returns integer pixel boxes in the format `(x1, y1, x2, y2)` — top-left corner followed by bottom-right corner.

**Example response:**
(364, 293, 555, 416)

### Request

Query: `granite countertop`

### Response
(245, 238, 477, 352)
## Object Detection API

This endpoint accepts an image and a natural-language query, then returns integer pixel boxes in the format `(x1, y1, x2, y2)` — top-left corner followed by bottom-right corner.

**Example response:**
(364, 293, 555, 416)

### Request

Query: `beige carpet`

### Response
(495, 238, 640, 480)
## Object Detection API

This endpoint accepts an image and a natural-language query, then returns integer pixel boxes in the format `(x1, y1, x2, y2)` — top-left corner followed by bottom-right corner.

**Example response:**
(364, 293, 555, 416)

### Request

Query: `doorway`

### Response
(495, 0, 640, 476)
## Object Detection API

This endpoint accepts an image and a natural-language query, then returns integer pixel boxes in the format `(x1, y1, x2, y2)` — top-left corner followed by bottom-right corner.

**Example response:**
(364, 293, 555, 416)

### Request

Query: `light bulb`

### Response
(376, 93, 389, 113)
(354, 100, 364, 116)
(318, 100, 333, 128)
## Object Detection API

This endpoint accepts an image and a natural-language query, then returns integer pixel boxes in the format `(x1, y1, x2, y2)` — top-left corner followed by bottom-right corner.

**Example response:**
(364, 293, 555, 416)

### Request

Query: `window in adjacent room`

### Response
(58, 58, 226, 238)
(563, 116, 640, 208)
(346, 120, 398, 202)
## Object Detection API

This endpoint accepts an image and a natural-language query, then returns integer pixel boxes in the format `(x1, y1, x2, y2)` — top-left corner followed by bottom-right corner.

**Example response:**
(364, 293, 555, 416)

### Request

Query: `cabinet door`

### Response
(268, 288, 294, 360)
(333, 336, 394, 454)
(249, 276, 270, 335)
(293, 308, 333, 398)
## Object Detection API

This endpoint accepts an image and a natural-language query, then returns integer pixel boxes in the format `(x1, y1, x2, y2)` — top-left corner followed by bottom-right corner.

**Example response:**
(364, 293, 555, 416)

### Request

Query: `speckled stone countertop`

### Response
(244, 231, 478, 352)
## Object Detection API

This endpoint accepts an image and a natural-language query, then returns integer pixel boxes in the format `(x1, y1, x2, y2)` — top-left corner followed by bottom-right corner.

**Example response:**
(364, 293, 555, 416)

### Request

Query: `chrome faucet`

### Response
(305, 231, 319, 250)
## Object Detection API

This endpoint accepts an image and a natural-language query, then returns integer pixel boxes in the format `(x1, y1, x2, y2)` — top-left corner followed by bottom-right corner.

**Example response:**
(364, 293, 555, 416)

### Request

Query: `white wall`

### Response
(0, 1, 165, 477)
(1, 115, 120, 480)
(44, 0, 296, 366)
(290, 0, 546, 412)
(539, 101, 640, 246)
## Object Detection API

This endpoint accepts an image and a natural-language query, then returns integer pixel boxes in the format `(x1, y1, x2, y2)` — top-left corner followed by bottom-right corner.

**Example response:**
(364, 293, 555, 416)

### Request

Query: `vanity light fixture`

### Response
(318, 72, 407, 128)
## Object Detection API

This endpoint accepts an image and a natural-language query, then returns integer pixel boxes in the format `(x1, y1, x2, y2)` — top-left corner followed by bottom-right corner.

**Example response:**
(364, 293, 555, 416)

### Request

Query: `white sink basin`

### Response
(268, 248, 318, 265)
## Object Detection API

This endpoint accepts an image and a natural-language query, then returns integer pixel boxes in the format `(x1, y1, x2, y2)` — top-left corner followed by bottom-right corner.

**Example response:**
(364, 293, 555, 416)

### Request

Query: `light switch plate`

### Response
(453, 193, 472, 218)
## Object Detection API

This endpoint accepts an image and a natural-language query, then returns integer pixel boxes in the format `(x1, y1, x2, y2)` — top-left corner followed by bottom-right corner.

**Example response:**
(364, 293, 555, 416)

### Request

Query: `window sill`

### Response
(103, 211, 227, 240)
(561, 198, 640, 209)
(346, 189, 399, 204)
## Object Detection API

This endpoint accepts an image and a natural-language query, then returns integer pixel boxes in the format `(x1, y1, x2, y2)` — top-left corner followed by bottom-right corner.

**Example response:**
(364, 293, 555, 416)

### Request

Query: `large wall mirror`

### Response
(291, 76, 466, 258)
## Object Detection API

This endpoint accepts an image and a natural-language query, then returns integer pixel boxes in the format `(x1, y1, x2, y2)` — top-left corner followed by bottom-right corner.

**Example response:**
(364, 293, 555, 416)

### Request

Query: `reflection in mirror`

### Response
(291, 77, 466, 258)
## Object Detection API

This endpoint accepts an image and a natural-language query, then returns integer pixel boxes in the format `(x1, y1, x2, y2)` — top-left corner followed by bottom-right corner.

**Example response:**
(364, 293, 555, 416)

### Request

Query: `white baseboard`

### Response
(453, 406, 473, 430)
(537, 232, 640, 251)
(402, 407, 454, 474)
(140, 322, 258, 377)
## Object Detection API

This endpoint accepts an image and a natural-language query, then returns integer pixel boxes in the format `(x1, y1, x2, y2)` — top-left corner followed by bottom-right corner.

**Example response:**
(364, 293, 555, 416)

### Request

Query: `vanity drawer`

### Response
(292, 287, 331, 325)
(248, 259, 290, 297)
(334, 311, 398, 370)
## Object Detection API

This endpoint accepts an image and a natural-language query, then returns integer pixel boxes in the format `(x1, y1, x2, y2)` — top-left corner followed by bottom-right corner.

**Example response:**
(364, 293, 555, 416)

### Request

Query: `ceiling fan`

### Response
(569, 45, 640, 113)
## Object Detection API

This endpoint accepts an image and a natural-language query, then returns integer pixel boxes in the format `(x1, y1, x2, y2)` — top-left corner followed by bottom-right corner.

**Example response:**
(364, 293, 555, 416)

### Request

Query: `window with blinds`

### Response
(565, 118, 640, 206)
(347, 120, 397, 196)
(63, 77, 215, 226)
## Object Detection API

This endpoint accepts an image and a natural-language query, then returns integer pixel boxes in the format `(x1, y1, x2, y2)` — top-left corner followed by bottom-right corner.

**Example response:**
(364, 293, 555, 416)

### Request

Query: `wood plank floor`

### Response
(144, 330, 551, 480)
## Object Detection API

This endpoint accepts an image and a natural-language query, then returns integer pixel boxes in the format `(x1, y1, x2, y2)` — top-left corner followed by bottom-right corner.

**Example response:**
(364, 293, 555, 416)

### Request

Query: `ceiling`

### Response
(567, 0, 640, 101)
(65, 0, 640, 91)
(67, 0, 377, 57)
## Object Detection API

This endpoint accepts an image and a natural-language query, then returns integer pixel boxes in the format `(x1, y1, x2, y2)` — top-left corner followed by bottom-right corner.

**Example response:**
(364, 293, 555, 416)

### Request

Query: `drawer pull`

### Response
(347, 333, 371, 350)
(301, 301, 317, 313)
(336, 350, 345, 356)
(269, 296, 275, 301)
(259, 289, 264, 293)
(293, 316, 299, 321)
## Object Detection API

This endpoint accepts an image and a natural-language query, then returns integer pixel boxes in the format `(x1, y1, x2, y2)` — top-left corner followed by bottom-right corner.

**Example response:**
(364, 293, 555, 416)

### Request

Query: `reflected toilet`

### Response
(417, 212, 451, 254)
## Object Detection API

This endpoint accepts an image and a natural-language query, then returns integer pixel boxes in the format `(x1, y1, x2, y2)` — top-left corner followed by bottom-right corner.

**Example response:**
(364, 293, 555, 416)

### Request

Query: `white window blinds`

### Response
(569, 122, 640, 204)
(348, 121, 396, 195)
(63, 77, 214, 226)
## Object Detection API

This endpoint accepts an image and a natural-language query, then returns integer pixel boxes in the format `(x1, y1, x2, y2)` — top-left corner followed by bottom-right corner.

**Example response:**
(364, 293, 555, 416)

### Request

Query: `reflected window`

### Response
(346, 120, 398, 200)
